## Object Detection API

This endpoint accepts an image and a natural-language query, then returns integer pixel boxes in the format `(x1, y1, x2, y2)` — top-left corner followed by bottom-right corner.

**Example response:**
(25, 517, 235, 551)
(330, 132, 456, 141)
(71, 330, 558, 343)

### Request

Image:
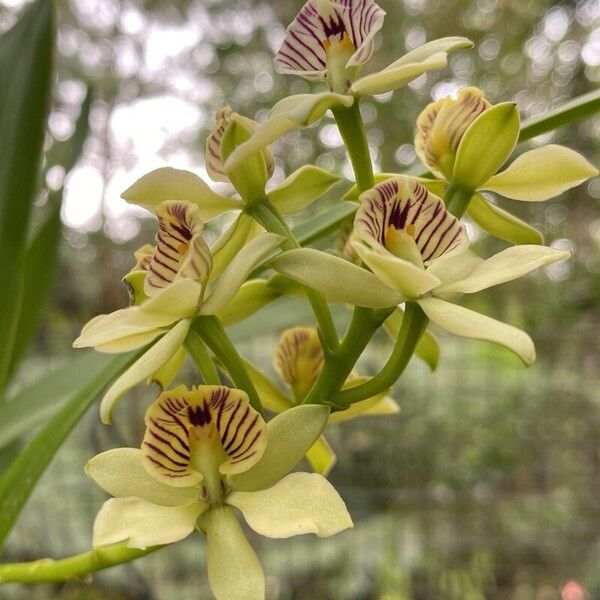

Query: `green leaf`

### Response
(0, 0, 54, 395)
(467, 193, 544, 245)
(452, 102, 520, 189)
(0, 351, 140, 549)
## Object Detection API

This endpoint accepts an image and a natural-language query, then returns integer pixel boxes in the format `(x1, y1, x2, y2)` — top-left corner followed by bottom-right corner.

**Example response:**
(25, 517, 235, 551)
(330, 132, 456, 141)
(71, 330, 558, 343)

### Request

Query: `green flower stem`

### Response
(185, 328, 220, 385)
(191, 315, 263, 414)
(302, 306, 393, 407)
(332, 101, 374, 192)
(332, 302, 428, 405)
(246, 200, 340, 351)
(445, 183, 474, 217)
(0, 543, 161, 583)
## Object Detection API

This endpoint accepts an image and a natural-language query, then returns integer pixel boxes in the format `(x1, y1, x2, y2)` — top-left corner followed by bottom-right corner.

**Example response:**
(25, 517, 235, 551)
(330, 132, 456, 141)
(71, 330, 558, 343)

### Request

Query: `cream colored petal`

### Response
(229, 472, 353, 538)
(205, 506, 265, 600)
(93, 497, 201, 549)
(418, 297, 535, 365)
(100, 319, 191, 424)
(481, 145, 598, 201)
(85, 448, 198, 507)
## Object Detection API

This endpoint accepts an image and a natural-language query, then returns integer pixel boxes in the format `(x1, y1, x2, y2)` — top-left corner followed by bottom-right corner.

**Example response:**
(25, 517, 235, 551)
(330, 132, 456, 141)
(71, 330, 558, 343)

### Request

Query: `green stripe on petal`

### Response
(85, 448, 198, 507)
(121, 167, 241, 220)
(269, 248, 404, 308)
(224, 93, 353, 172)
(228, 472, 353, 538)
(205, 506, 265, 600)
(100, 318, 191, 424)
(453, 101, 520, 189)
(418, 296, 535, 365)
(467, 193, 544, 245)
(481, 145, 598, 201)
(434, 245, 570, 297)
(228, 404, 330, 492)
(93, 497, 201, 549)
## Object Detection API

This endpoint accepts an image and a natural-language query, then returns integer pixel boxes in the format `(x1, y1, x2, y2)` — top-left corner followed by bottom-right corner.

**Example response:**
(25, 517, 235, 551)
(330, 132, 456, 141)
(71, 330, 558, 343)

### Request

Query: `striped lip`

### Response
(415, 87, 491, 178)
(205, 106, 274, 183)
(144, 201, 212, 297)
(355, 176, 468, 264)
(142, 385, 267, 488)
(274, 327, 324, 397)
(274, 0, 386, 82)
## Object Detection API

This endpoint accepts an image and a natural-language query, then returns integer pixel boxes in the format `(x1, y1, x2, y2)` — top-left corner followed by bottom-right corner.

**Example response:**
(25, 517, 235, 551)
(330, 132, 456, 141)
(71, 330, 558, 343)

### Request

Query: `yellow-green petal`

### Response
(228, 472, 353, 538)
(242, 358, 294, 413)
(216, 280, 281, 327)
(482, 145, 599, 201)
(305, 435, 337, 476)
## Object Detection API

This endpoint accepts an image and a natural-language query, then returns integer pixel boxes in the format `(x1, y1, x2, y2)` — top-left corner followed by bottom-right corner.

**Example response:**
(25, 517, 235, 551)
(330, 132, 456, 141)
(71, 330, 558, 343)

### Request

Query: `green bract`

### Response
(86, 386, 351, 600)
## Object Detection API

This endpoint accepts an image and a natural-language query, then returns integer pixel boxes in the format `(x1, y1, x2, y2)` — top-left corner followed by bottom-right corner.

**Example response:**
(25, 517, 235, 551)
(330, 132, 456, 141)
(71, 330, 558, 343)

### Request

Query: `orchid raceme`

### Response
(414, 86, 599, 243)
(86, 385, 351, 600)
(73, 200, 283, 422)
(243, 326, 399, 474)
(225, 0, 472, 171)
(270, 176, 571, 365)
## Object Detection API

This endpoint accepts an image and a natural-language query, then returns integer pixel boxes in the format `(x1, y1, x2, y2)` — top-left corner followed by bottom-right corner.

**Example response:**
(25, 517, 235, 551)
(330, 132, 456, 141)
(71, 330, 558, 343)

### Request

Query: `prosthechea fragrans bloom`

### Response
(414, 86, 599, 244)
(225, 0, 472, 171)
(270, 175, 571, 365)
(243, 326, 399, 474)
(86, 384, 352, 600)
(73, 199, 283, 423)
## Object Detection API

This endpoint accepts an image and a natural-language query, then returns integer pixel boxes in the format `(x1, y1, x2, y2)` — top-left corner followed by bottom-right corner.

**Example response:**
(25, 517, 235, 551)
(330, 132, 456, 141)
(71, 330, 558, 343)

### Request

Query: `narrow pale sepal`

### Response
(93, 497, 202, 549)
(85, 448, 198, 507)
(434, 245, 570, 297)
(425, 250, 484, 286)
(149, 345, 186, 390)
(228, 405, 330, 492)
(142, 384, 266, 485)
(100, 319, 191, 424)
(121, 167, 241, 220)
(224, 93, 354, 172)
(205, 506, 265, 600)
(452, 102, 520, 188)
(274, 0, 386, 81)
(200, 233, 284, 315)
(216, 280, 281, 327)
(305, 435, 337, 475)
(418, 297, 536, 365)
(351, 36, 474, 97)
(482, 145, 599, 201)
(385, 308, 440, 370)
(467, 193, 544, 245)
(267, 165, 340, 214)
(269, 248, 405, 308)
(229, 472, 353, 538)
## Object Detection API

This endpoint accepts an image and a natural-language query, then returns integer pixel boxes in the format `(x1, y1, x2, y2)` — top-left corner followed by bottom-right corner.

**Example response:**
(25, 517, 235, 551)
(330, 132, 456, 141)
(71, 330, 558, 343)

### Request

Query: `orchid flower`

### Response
(414, 86, 599, 244)
(269, 176, 571, 365)
(73, 200, 283, 423)
(86, 385, 352, 600)
(225, 0, 472, 170)
(243, 326, 398, 475)
(121, 106, 340, 227)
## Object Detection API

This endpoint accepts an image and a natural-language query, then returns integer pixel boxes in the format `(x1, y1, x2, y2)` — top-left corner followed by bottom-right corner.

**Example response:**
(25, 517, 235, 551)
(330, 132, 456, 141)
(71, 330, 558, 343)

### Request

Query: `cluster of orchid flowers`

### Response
(74, 1, 597, 598)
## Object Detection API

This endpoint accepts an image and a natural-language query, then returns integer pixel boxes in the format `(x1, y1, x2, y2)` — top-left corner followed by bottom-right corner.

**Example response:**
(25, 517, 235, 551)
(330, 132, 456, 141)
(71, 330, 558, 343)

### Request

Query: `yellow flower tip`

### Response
(405, 223, 416, 237)
(340, 31, 355, 52)
(322, 38, 331, 51)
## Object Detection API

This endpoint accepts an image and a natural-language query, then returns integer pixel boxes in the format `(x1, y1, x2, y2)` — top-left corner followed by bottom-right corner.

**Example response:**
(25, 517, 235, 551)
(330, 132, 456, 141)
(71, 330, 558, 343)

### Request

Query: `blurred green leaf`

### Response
(0, 350, 140, 549)
(7, 89, 93, 378)
(0, 0, 54, 395)
(0, 351, 120, 451)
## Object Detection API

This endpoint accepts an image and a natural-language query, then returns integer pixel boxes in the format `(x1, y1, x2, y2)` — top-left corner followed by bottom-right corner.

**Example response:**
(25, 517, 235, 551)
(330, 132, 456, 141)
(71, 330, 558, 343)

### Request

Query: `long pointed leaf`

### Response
(0, 0, 54, 395)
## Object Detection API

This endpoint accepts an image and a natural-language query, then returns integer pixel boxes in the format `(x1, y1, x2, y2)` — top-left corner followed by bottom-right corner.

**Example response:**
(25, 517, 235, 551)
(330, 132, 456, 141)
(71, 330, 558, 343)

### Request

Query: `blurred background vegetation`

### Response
(1, 0, 599, 598)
